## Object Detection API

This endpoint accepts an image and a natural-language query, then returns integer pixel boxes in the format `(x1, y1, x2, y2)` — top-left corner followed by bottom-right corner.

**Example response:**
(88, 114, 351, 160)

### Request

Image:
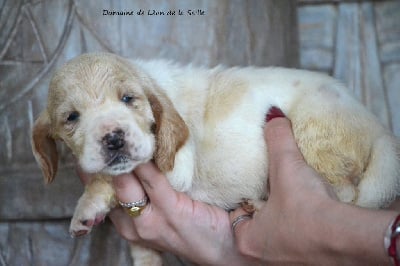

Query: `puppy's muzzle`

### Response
(102, 129, 125, 151)
(101, 128, 131, 167)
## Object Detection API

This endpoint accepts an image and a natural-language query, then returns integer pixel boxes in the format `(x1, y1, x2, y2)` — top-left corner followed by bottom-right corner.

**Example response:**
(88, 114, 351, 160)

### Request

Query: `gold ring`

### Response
(119, 195, 148, 217)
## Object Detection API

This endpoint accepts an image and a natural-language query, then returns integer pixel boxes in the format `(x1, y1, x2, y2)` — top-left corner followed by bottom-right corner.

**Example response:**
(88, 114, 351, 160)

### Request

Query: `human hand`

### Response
(229, 116, 339, 264)
(78, 164, 253, 265)
(230, 115, 397, 265)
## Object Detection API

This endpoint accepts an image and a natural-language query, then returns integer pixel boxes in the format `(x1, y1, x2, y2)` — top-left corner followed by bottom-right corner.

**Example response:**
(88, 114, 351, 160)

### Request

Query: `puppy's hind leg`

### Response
(129, 244, 162, 266)
(356, 135, 400, 208)
(333, 183, 359, 205)
(240, 198, 264, 214)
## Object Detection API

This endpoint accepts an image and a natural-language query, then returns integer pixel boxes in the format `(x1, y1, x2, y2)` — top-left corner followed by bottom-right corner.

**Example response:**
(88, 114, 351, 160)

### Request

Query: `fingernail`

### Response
(266, 106, 285, 122)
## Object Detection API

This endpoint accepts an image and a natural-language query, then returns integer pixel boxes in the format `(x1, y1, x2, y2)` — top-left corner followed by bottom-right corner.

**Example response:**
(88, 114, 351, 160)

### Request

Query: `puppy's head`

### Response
(31, 53, 188, 183)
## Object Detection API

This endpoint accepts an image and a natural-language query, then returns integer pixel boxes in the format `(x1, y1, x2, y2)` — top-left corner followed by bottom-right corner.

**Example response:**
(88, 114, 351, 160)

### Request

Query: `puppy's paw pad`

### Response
(70, 211, 107, 237)
(240, 198, 263, 214)
(81, 219, 94, 227)
(80, 214, 105, 227)
(94, 214, 106, 225)
(240, 199, 256, 214)
(69, 222, 92, 237)
(71, 230, 89, 238)
(70, 216, 94, 237)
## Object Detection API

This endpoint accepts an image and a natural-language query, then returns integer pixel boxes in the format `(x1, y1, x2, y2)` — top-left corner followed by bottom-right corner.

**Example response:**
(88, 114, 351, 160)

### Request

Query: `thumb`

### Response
(134, 162, 179, 207)
(265, 115, 337, 200)
(264, 116, 308, 188)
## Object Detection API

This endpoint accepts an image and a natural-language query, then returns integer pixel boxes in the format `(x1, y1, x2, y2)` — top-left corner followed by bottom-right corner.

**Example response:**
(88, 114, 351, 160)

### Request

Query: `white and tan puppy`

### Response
(32, 53, 400, 265)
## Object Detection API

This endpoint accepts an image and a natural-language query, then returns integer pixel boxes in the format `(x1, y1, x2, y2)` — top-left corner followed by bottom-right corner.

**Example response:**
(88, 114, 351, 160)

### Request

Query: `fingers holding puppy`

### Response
(109, 163, 184, 246)
(113, 163, 180, 216)
(113, 173, 147, 208)
(76, 160, 179, 245)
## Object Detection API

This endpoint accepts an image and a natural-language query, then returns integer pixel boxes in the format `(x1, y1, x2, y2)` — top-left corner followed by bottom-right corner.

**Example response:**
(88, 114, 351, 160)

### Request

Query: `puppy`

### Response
(32, 53, 400, 265)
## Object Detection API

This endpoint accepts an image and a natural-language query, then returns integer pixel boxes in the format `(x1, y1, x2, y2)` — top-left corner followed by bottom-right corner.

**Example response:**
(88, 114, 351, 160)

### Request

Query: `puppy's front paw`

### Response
(69, 196, 111, 237)
(69, 177, 116, 237)
(69, 211, 106, 237)
(240, 198, 263, 214)
(70, 218, 91, 237)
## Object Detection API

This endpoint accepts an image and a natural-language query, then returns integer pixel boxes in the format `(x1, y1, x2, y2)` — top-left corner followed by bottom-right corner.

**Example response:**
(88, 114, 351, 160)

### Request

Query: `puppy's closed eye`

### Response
(67, 111, 80, 123)
(150, 122, 156, 134)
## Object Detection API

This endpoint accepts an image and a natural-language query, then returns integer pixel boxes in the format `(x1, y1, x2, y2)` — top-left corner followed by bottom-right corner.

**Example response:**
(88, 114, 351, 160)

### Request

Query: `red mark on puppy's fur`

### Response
(266, 106, 285, 122)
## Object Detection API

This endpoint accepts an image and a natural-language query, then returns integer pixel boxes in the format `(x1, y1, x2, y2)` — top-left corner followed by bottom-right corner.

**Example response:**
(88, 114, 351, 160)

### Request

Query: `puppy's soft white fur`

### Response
(32, 53, 400, 266)
(80, 103, 155, 175)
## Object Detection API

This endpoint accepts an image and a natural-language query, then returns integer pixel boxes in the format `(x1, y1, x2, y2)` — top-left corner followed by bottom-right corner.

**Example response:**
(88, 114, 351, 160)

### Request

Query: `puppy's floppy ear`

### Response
(31, 111, 58, 183)
(145, 91, 189, 173)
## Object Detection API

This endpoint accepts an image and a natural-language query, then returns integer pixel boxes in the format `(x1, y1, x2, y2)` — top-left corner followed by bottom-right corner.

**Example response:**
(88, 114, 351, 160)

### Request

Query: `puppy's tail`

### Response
(356, 134, 400, 208)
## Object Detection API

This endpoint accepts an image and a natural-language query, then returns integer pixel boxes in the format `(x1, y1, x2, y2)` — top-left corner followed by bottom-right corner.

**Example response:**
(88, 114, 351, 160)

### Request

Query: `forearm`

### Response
(318, 200, 397, 265)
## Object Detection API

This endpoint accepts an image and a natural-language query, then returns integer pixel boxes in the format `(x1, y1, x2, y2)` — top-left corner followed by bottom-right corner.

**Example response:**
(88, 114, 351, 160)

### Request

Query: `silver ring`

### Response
(231, 214, 252, 232)
(119, 195, 149, 218)
(119, 195, 148, 208)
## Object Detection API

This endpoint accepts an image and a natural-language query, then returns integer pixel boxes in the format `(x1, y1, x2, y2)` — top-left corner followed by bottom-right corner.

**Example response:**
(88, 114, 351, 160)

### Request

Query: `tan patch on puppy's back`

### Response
(291, 114, 371, 187)
(204, 73, 248, 126)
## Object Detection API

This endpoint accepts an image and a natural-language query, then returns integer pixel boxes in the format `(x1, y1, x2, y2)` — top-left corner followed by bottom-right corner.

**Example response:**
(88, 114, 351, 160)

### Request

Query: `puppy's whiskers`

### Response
(104, 152, 120, 167)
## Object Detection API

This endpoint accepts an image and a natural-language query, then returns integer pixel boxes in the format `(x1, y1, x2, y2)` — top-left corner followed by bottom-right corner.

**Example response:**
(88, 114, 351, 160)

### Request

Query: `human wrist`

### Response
(189, 214, 257, 266)
(198, 228, 255, 265)
(385, 213, 400, 265)
(210, 242, 255, 266)
(318, 199, 397, 265)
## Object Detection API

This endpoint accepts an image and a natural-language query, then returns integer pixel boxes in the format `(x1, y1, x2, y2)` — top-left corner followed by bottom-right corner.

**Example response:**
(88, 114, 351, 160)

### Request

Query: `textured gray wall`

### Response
(1, 0, 399, 265)
(298, 1, 400, 137)
(0, 0, 298, 265)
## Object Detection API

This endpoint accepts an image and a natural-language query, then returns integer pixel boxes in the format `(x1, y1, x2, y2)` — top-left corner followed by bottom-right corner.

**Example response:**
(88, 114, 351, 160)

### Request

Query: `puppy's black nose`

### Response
(103, 129, 125, 150)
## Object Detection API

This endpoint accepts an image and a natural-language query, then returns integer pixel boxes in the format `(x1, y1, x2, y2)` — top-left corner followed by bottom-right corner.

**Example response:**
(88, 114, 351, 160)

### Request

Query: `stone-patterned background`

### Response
(298, 0, 400, 135)
(0, 0, 399, 265)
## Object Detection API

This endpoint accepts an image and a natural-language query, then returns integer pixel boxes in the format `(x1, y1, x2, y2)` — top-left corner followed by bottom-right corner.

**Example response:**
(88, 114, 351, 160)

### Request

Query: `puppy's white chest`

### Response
(169, 106, 269, 210)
